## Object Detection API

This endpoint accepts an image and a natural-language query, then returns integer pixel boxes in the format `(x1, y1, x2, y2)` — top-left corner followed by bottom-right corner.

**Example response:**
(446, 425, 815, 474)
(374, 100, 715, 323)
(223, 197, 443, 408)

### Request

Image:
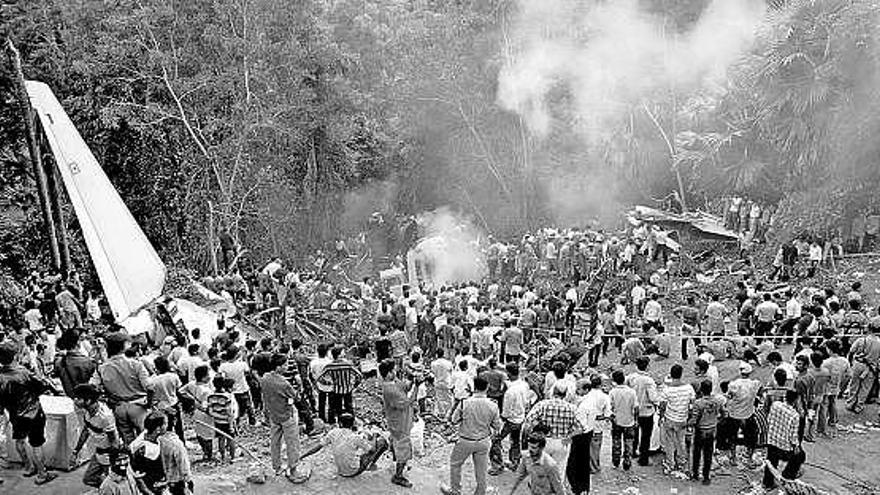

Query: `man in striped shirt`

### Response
(659, 364, 695, 474)
(318, 347, 362, 424)
(762, 389, 805, 490)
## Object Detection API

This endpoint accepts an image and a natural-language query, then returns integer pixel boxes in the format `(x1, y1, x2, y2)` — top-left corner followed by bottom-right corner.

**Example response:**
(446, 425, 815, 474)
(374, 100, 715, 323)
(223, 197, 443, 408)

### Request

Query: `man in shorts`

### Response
(0, 342, 57, 485)
(380, 359, 419, 488)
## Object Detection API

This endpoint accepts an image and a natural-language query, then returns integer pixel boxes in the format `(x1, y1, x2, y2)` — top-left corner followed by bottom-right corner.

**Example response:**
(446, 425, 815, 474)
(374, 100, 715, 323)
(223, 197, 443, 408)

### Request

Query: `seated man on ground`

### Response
(301, 412, 389, 477)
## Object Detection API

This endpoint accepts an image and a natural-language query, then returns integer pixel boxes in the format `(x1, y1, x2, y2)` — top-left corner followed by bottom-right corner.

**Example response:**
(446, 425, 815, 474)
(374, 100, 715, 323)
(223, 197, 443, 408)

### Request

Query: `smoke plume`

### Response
(498, 0, 768, 139)
(409, 207, 486, 287)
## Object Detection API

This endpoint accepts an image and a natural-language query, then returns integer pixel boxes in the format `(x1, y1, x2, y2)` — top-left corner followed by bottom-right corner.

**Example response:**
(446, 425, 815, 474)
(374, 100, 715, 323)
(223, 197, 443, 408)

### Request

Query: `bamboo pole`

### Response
(4, 39, 61, 269)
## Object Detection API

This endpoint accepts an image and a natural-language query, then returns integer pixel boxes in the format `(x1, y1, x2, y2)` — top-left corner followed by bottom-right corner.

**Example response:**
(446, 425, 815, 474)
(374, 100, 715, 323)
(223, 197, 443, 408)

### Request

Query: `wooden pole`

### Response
(190, 418, 272, 471)
(4, 39, 62, 270)
(39, 126, 72, 274)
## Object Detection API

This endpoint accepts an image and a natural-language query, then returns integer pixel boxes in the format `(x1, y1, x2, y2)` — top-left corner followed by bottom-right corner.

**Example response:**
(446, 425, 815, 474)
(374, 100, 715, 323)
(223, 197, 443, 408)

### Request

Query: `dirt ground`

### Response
(4, 345, 880, 495)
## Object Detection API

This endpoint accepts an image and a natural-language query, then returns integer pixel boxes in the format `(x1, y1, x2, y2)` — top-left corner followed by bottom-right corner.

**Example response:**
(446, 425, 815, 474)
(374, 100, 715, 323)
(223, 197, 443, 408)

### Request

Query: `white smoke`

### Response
(408, 207, 486, 287)
(498, 0, 768, 139)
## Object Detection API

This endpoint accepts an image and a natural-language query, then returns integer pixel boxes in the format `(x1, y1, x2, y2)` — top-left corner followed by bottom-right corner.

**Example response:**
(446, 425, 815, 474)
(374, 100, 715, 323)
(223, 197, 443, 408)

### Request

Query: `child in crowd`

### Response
(207, 376, 238, 463)
(179, 365, 215, 462)
(407, 350, 429, 414)
(448, 359, 473, 420)
(690, 380, 721, 485)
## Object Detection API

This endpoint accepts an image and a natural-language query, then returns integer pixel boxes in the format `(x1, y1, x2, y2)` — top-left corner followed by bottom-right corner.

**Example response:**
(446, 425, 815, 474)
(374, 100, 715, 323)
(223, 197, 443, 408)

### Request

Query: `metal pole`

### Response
(4, 39, 61, 269)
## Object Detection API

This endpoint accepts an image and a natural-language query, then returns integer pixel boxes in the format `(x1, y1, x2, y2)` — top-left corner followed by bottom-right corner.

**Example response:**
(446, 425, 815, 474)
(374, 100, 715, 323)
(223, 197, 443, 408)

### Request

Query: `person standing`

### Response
(846, 319, 880, 413)
(626, 357, 659, 466)
(762, 390, 806, 490)
(70, 384, 121, 488)
(431, 349, 454, 418)
(309, 344, 333, 423)
(441, 376, 502, 495)
(261, 353, 306, 482)
(55, 283, 82, 330)
(608, 370, 638, 471)
(0, 342, 56, 485)
(725, 362, 761, 467)
(147, 356, 184, 439)
(808, 352, 830, 438)
(793, 355, 816, 442)
(821, 340, 850, 433)
(380, 359, 418, 488)
(218, 346, 256, 427)
(691, 380, 721, 485)
(642, 293, 663, 334)
(658, 364, 695, 475)
(704, 294, 727, 336)
(318, 347, 362, 425)
(502, 321, 524, 364)
(54, 329, 97, 397)
(577, 375, 611, 475)
(154, 412, 194, 495)
(89, 333, 150, 446)
(490, 363, 534, 475)
(673, 296, 701, 360)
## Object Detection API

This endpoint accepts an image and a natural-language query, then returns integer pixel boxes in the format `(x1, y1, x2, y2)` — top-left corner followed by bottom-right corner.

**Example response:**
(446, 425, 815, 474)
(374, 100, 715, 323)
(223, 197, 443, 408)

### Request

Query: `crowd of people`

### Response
(0, 218, 877, 495)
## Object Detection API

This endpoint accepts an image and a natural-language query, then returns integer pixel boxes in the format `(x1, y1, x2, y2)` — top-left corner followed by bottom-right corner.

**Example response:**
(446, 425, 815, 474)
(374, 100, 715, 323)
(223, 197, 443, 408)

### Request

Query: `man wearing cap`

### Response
(90, 332, 151, 445)
(71, 383, 120, 488)
(846, 317, 880, 413)
(725, 361, 761, 467)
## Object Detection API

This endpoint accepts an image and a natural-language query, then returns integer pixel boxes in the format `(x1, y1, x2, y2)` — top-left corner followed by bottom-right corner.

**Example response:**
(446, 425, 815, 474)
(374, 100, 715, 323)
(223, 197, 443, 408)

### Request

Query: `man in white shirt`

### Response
(565, 285, 579, 305)
(642, 293, 663, 334)
(501, 322, 524, 364)
(659, 364, 695, 474)
(176, 344, 206, 384)
(431, 349, 454, 417)
(575, 375, 611, 474)
(631, 281, 647, 314)
(808, 241, 822, 277)
(218, 346, 254, 427)
(754, 293, 780, 339)
(781, 291, 802, 344)
(489, 363, 534, 474)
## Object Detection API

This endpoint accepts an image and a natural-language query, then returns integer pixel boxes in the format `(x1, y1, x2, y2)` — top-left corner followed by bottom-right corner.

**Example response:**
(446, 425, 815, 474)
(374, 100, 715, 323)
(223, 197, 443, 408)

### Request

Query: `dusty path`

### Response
(6, 414, 874, 495)
(4, 350, 880, 495)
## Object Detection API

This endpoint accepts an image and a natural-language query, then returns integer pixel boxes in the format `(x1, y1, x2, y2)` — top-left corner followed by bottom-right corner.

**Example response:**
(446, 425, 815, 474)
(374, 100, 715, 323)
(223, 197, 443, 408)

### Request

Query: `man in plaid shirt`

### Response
(524, 383, 578, 475)
(763, 389, 806, 490)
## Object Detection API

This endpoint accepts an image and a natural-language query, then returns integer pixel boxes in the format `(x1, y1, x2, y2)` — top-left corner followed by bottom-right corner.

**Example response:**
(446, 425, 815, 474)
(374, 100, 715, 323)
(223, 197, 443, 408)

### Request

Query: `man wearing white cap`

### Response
(725, 362, 761, 467)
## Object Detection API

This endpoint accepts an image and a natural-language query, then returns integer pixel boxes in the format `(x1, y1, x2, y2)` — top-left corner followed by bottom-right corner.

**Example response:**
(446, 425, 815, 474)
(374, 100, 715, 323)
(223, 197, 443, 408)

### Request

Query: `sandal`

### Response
(34, 472, 57, 485)
(391, 476, 413, 488)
